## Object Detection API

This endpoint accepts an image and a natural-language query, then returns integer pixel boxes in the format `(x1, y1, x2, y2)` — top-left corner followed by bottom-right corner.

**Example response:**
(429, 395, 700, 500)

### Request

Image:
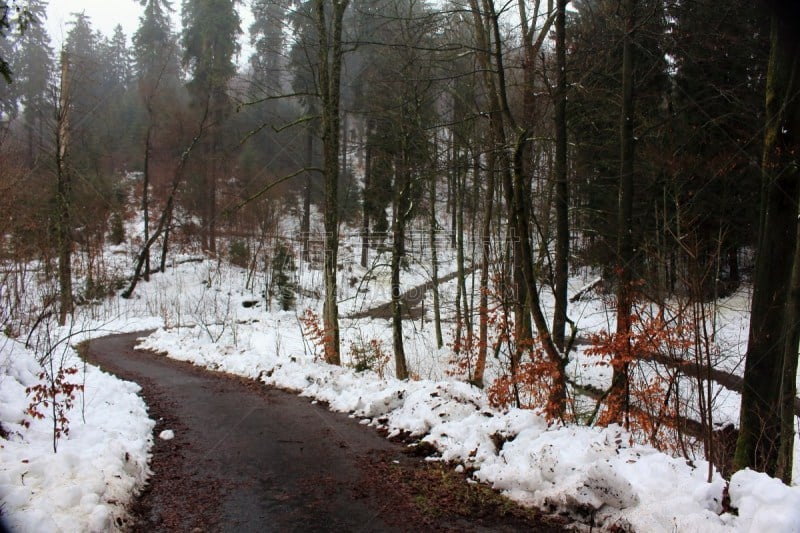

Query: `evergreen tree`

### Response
(182, 0, 240, 93)
(181, 0, 242, 253)
(666, 0, 768, 297)
(0, 28, 18, 119)
(107, 25, 133, 88)
(249, 0, 286, 91)
(0, 0, 36, 83)
(134, 0, 179, 82)
(14, 0, 52, 166)
(133, 0, 182, 279)
(567, 0, 669, 285)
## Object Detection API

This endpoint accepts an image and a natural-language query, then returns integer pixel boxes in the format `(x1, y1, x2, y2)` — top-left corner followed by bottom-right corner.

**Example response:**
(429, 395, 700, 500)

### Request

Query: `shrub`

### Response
(109, 211, 125, 245)
(229, 239, 250, 269)
(270, 244, 296, 311)
(348, 335, 390, 377)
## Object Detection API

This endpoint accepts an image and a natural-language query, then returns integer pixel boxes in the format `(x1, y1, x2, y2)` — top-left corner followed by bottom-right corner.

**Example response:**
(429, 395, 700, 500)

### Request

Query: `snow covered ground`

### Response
(0, 327, 154, 532)
(2, 230, 800, 531)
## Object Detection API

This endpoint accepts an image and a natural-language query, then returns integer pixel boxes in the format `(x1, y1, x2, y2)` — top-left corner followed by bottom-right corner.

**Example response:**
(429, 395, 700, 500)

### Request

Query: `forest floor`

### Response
(84, 332, 570, 532)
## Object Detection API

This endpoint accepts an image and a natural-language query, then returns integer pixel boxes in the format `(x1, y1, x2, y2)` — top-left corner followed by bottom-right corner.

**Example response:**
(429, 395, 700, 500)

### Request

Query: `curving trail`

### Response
(85, 332, 565, 532)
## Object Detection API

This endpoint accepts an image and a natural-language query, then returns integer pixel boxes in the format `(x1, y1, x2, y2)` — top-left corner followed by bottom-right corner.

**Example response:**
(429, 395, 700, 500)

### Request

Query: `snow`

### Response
(729, 469, 800, 532)
(0, 335, 153, 532)
(1, 218, 799, 531)
(158, 429, 175, 441)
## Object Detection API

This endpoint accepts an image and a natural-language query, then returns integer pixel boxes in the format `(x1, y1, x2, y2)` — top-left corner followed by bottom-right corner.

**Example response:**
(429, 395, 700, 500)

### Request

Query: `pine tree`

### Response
(133, 0, 180, 279)
(15, 0, 52, 166)
(249, 0, 286, 91)
(666, 0, 768, 297)
(0, 0, 36, 83)
(181, 0, 241, 253)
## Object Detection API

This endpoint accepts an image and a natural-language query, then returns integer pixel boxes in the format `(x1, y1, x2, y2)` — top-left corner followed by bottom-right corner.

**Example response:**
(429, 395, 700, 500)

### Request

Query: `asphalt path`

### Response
(85, 332, 566, 532)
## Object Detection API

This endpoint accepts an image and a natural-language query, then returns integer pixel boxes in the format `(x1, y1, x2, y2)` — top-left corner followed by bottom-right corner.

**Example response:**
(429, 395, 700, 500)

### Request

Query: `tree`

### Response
(551, 0, 569, 351)
(271, 243, 297, 310)
(468, 0, 566, 416)
(314, 0, 350, 365)
(61, 13, 138, 274)
(0, 0, 35, 83)
(181, 0, 241, 253)
(734, 1, 800, 482)
(55, 51, 73, 325)
(133, 0, 180, 280)
(567, 0, 668, 282)
(607, 0, 637, 428)
(249, 0, 287, 93)
(107, 25, 132, 88)
(350, 0, 440, 378)
(11, 0, 51, 166)
(666, 0, 767, 299)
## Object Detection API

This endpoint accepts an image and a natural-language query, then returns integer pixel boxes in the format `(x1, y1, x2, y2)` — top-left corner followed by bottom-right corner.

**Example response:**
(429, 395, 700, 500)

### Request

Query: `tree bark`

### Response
(360, 139, 371, 269)
(391, 153, 410, 380)
(429, 136, 444, 349)
(302, 122, 313, 263)
(608, 0, 637, 428)
(475, 148, 496, 388)
(734, 7, 800, 479)
(56, 51, 73, 326)
(315, 0, 349, 366)
(143, 125, 152, 281)
(552, 0, 569, 351)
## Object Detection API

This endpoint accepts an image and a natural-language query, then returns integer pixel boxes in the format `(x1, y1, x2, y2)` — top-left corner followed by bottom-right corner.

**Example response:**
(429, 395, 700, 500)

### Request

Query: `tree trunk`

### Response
(475, 148, 496, 388)
(778, 224, 800, 482)
(315, 0, 349, 366)
(56, 51, 73, 326)
(457, 159, 472, 351)
(552, 0, 569, 351)
(143, 126, 152, 281)
(361, 121, 372, 268)
(159, 209, 172, 274)
(734, 8, 800, 479)
(429, 137, 443, 349)
(302, 123, 313, 263)
(391, 155, 410, 380)
(208, 137, 218, 255)
(449, 137, 457, 248)
(608, 0, 637, 429)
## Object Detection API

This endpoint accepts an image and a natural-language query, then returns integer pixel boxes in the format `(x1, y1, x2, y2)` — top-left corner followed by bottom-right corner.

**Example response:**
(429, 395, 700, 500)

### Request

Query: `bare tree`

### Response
(315, 0, 350, 365)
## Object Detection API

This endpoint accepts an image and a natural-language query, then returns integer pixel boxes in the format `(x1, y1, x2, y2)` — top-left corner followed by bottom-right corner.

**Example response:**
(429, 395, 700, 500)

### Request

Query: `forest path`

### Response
(85, 332, 566, 532)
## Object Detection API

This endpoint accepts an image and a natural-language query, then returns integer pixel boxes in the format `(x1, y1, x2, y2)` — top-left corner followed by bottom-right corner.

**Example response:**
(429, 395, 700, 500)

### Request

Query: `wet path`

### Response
(85, 332, 566, 532)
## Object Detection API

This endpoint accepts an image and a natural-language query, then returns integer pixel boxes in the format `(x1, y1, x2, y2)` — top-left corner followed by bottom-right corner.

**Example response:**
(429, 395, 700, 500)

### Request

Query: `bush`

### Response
(348, 335, 390, 377)
(270, 244, 296, 311)
(109, 211, 125, 245)
(229, 239, 250, 269)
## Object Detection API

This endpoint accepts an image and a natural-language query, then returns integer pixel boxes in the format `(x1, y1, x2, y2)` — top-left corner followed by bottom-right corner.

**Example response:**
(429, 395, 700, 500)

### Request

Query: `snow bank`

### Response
(729, 469, 800, 532)
(0, 336, 153, 532)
